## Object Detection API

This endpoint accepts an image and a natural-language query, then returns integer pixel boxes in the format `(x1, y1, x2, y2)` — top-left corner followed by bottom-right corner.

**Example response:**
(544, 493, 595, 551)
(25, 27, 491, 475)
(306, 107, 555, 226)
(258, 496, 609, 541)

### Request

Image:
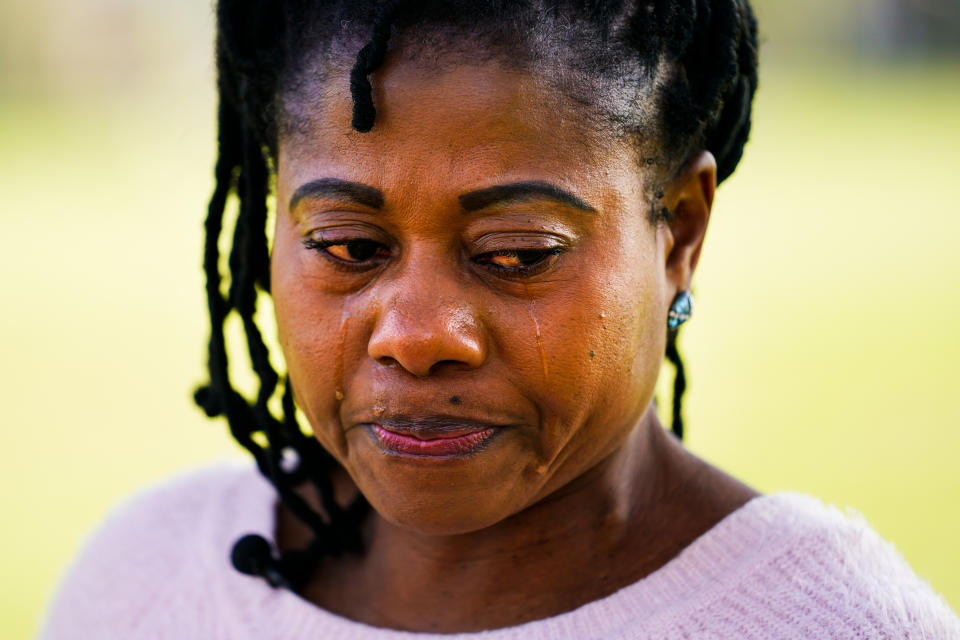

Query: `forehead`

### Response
(276, 59, 643, 199)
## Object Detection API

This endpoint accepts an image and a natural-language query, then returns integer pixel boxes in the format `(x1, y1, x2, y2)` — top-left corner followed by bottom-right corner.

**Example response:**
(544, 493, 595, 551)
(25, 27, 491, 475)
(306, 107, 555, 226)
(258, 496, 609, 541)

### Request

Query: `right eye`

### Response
(303, 238, 390, 270)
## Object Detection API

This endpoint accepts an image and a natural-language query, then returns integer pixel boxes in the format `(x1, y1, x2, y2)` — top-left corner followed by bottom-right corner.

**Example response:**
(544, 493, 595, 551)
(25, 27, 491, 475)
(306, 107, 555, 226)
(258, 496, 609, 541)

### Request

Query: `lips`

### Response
(367, 416, 501, 458)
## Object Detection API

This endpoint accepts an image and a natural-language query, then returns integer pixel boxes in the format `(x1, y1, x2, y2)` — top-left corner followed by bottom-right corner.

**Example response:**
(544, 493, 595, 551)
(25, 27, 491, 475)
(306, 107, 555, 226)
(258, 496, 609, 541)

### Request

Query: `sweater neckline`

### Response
(215, 465, 817, 639)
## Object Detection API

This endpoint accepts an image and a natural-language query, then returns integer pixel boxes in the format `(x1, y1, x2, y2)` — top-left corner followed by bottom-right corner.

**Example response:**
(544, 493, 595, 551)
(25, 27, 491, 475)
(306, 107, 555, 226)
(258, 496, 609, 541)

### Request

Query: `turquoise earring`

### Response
(667, 290, 693, 330)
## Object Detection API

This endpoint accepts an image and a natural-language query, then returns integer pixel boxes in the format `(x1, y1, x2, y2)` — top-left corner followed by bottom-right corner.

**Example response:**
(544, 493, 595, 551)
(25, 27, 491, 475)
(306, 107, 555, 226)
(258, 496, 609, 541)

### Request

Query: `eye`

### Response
(474, 247, 562, 278)
(303, 238, 390, 270)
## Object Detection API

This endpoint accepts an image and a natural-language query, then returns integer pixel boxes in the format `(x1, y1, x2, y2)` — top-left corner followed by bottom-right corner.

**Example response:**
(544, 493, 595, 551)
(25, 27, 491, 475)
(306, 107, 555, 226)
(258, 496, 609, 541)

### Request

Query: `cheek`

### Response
(569, 230, 661, 350)
(271, 231, 350, 457)
(530, 228, 664, 446)
(596, 238, 666, 415)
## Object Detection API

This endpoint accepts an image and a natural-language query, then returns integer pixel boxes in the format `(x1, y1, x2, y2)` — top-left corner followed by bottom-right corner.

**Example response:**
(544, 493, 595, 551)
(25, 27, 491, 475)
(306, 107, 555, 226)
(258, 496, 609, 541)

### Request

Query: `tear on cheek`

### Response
(334, 311, 351, 402)
(526, 301, 549, 382)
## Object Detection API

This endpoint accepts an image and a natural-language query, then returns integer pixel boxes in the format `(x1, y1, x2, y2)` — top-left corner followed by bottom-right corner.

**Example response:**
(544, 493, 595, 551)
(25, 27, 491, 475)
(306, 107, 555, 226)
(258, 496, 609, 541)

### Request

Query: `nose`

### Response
(367, 267, 487, 377)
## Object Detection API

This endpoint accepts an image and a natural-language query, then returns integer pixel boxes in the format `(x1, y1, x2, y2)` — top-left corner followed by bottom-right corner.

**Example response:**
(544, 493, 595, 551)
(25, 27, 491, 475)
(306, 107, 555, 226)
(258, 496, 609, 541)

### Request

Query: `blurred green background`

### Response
(1, 1, 958, 637)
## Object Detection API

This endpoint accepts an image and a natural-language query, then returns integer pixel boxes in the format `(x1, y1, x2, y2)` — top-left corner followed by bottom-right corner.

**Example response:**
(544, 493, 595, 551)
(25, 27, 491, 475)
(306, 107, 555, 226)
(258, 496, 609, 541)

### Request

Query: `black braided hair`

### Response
(664, 330, 687, 440)
(200, 0, 759, 589)
(349, 0, 406, 131)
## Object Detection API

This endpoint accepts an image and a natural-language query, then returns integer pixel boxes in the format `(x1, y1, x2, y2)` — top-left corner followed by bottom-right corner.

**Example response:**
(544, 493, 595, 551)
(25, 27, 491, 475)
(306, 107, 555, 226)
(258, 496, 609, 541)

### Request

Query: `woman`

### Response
(41, 1, 960, 637)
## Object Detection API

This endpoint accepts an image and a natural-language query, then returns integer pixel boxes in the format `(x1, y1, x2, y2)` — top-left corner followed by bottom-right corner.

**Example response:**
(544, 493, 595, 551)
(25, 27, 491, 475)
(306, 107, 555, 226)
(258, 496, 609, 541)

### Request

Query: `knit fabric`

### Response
(39, 463, 960, 639)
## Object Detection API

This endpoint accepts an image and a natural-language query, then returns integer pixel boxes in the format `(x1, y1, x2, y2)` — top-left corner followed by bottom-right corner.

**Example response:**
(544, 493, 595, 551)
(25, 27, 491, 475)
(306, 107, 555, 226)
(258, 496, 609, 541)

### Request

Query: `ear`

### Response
(661, 151, 716, 296)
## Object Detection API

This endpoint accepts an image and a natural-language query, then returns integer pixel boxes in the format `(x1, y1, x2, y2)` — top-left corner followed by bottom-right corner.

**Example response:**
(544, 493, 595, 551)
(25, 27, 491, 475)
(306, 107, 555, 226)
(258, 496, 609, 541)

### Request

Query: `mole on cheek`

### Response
(449, 396, 461, 405)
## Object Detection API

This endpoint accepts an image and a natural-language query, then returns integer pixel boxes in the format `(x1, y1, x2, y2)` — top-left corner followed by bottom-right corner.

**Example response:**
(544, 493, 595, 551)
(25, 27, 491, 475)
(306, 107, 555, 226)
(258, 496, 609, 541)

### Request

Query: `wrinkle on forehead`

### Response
(277, 35, 660, 151)
(278, 57, 613, 168)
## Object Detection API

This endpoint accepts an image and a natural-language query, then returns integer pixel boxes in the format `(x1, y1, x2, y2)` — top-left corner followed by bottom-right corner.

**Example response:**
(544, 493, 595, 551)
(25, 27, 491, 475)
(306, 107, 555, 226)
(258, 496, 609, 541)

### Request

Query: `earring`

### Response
(667, 290, 693, 330)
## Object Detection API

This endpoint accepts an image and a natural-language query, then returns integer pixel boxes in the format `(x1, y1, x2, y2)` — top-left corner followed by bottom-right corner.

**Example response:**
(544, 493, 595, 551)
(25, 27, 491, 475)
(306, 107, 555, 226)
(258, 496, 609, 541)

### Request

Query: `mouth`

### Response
(366, 416, 502, 458)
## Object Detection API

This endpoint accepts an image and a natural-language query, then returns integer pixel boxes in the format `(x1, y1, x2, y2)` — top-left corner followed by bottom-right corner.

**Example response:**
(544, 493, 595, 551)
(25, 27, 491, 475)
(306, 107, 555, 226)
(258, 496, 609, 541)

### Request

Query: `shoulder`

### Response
(677, 493, 960, 638)
(39, 462, 277, 639)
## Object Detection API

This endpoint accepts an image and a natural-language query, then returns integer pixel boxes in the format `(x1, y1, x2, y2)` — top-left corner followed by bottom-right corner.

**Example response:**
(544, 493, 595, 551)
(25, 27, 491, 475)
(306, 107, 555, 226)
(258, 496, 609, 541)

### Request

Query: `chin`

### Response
(345, 435, 539, 536)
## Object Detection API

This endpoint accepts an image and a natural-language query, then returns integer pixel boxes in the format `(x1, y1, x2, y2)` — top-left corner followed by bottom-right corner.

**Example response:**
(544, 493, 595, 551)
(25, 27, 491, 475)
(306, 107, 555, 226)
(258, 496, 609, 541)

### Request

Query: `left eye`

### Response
(474, 248, 561, 276)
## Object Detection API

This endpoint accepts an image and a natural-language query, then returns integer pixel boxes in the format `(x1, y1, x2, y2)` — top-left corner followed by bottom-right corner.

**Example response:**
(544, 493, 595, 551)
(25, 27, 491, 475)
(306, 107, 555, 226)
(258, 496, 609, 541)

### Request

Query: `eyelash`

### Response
(301, 238, 564, 279)
(302, 238, 390, 273)
(473, 248, 563, 279)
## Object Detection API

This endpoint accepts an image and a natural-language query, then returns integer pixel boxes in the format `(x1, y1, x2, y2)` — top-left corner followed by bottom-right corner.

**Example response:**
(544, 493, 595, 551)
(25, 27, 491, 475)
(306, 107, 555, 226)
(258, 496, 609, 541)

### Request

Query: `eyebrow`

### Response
(289, 178, 384, 211)
(459, 181, 596, 213)
(288, 178, 596, 215)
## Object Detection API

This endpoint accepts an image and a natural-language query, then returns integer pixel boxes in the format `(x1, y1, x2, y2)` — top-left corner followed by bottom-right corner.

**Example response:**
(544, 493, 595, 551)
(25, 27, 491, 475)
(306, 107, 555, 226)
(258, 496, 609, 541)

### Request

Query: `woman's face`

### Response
(272, 59, 680, 534)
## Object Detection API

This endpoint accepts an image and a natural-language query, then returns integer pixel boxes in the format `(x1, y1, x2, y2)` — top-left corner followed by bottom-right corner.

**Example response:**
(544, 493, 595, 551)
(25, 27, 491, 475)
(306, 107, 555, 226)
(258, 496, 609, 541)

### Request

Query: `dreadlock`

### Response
(198, 0, 758, 590)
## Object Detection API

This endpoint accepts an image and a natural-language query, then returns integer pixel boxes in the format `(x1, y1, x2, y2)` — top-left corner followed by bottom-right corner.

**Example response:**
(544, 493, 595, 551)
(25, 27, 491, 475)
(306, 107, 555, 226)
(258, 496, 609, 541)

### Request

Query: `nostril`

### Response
(371, 355, 469, 378)
(427, 359, 469, 376)
(375, 355, 400, 368)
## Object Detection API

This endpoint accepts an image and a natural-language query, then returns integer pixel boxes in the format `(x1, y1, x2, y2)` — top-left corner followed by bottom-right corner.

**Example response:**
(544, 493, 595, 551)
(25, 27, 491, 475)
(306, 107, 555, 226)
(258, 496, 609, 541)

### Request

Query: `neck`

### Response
(279, 406, 756, 633)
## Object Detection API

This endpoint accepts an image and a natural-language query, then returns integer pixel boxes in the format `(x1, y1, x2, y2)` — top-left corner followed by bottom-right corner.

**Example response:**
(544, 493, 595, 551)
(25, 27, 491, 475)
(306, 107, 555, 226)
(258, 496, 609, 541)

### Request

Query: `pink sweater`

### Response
(40, 464, 960, 639)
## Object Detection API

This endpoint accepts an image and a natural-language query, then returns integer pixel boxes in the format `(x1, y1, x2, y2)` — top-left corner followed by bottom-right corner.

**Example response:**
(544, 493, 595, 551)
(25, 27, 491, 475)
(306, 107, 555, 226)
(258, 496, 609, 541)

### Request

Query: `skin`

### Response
(271, 56, 757, 633)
